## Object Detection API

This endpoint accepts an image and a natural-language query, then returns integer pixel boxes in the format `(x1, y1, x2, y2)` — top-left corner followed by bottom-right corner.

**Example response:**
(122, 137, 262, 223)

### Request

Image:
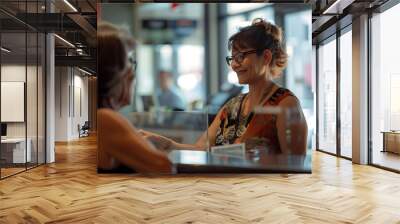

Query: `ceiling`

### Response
(0, 0, 97, 74)
(311, 0, 390, 43)
(1, 0, 395, 73)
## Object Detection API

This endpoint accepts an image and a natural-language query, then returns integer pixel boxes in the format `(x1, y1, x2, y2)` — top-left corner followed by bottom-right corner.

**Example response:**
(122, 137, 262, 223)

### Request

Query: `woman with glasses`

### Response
(143, 18, 308, 155)
(97, 22, 173, 173)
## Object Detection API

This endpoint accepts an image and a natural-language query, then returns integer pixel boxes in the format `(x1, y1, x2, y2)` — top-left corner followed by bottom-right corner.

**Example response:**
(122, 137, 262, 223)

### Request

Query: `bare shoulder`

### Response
(97, 108, 134, 131)
(98, 108, 125, 121)
(279, 95, 301, 108)
(277, 95, 306, 125)
(98, 108, 118, 119)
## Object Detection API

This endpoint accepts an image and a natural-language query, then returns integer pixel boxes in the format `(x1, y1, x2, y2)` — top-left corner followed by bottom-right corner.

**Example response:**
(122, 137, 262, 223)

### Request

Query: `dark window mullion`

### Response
(44, 0, 48, 164)
(36, 0, 39, 167)
(336, 28, 341, 157)
(316, 44, 319, 151)
(25, 0, 28, 171)
(367, 11, 373, 165)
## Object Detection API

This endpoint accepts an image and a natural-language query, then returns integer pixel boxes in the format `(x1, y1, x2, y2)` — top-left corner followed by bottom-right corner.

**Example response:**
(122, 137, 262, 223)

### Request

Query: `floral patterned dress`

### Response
(214, 87, 295, 153)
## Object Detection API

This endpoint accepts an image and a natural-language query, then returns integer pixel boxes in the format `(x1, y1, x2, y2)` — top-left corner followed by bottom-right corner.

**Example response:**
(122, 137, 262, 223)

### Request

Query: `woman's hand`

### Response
(139, 130, 173, 150)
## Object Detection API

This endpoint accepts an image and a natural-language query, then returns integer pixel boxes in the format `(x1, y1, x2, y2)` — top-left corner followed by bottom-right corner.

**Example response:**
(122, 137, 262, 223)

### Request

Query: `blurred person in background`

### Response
(97, 22, 173, 174)
(157, 70, 187, 111)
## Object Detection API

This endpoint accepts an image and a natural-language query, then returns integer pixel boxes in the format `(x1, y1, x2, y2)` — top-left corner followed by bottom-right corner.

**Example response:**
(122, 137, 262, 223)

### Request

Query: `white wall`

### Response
(1, 65, 37, 137)
(55, 66, 69, 141)
(72, 73, 89, 138)
(54, 67, 89, 141)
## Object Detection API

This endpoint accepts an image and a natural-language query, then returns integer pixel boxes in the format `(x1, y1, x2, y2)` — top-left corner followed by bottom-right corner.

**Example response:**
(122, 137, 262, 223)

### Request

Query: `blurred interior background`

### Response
(99, 3, 314, 149)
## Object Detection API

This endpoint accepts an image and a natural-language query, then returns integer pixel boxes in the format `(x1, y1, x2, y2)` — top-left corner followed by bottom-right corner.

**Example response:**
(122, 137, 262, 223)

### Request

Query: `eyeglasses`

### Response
(125, 57, 137, 81)
(127, 50, 137, 71)
(226, 49, 260, 66)
(132, 60, 137, 71)
(128, 56, 137, 71)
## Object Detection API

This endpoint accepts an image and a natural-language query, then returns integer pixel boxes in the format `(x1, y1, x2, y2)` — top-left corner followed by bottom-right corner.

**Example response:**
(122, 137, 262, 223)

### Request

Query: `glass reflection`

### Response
(371, 4, 400, 171)
(318, 38, 337, 154)
(0, 1, 46, 178)
(128, 111, 209, 149)
(129, 110, 310, 173)
(1, 31, 27, 177)
(339, 29, 352, 158)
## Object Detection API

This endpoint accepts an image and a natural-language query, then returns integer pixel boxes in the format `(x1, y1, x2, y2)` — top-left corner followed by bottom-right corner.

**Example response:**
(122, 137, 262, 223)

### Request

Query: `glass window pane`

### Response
(371, 3, 400, 171)
(159, 45, 173, 71)
(1, 1, 46, 178)
(136, 45, 154, 96)
(339, 29, 352, 158)
(285, 10, 313, 150)
(176, 45, 204, 108)
(1, 30, 28, 177)
(318, 38, 337, 154)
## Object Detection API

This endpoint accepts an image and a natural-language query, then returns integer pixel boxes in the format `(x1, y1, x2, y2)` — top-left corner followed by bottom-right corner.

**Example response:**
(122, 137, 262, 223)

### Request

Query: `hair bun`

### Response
(252, 18, 272, 32)
(252, 18, 287, 77)
(252, 18, 282, 43)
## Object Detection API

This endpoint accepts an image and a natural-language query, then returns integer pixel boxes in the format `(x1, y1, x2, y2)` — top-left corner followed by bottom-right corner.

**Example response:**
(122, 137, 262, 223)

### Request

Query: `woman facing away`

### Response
(97, 22, 172, 173)
(142, 18, 308, 154)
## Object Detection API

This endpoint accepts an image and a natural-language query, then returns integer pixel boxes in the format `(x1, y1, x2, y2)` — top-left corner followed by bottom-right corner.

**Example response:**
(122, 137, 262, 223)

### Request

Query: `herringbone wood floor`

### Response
(1, 135, 400, 224)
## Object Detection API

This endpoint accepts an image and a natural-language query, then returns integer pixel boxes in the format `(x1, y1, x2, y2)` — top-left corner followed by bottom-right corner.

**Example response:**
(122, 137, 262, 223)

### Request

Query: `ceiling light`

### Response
(78, 67, 92, 76)
(76, 49, 85, 55)
(1, 47, 11, 53)
(63, 0, 78, 12)
(54, 34, 75, 48)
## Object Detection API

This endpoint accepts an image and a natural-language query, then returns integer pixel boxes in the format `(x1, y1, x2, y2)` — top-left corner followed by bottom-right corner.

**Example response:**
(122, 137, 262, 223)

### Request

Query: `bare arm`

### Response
(276, 96, 308, 154)
(140, 107, 225, 151)
(193, 107, 225, 148)
(98, 109, 172, 173)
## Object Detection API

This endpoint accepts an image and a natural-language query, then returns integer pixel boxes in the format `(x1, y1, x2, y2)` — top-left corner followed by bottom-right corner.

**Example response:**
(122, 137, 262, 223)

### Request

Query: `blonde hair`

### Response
(228, 18, 288, 78)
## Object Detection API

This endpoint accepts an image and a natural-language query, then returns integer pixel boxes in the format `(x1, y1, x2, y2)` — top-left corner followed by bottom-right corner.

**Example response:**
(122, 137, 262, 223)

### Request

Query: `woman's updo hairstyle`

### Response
(228, 18, 288, 78)
(98, 22, 135, 108)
